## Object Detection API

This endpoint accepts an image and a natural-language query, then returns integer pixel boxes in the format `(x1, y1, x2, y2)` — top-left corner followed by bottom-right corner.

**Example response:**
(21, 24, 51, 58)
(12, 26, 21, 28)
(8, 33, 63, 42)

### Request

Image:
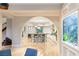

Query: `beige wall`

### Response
(11, 16, 31, 47)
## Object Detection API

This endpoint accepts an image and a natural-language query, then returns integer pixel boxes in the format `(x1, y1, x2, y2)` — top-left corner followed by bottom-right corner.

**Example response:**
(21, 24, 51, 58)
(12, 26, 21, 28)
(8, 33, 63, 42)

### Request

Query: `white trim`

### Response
(62, 10, 78, 21)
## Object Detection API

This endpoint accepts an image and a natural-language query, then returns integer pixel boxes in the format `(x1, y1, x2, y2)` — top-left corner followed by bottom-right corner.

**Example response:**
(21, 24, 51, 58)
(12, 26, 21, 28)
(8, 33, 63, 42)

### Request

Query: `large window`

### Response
(63, 11, 78, 46)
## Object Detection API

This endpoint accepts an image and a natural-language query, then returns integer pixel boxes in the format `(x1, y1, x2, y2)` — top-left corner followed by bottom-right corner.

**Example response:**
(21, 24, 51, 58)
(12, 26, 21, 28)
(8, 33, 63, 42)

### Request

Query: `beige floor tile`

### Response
(3, 37, 59, 56)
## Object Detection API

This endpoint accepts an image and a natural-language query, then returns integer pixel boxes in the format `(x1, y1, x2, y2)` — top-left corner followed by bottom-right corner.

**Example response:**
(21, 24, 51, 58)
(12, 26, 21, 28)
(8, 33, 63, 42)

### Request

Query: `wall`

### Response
(11, 16, 31, 47)
(48, 16, 61, 55)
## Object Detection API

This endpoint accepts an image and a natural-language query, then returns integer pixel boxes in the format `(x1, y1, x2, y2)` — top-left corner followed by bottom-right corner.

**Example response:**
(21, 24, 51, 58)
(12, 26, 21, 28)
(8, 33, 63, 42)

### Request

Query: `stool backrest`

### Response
(25, 48, 37, 56)
(0, 49, 11, 56)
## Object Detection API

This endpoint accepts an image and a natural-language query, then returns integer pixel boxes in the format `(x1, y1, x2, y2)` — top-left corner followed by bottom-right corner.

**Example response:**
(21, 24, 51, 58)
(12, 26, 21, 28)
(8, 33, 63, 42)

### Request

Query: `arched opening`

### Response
(21, 16, 58, 55)
(21, 16, 57, 41)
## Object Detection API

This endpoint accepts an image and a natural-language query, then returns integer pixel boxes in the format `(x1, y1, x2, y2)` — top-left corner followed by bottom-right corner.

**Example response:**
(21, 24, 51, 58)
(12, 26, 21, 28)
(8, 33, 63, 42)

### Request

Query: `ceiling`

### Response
(8, 3, 63, 10)
(0, 3, 62, 17)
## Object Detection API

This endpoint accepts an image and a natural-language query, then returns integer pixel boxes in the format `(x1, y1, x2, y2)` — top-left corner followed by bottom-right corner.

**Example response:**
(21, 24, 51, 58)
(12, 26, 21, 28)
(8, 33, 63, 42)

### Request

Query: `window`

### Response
(63, 11, 78, 46)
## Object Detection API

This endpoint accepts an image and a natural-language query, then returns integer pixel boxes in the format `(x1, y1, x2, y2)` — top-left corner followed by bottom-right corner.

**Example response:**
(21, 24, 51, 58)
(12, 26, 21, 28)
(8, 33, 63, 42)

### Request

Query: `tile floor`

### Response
(10, 37, 59, 56)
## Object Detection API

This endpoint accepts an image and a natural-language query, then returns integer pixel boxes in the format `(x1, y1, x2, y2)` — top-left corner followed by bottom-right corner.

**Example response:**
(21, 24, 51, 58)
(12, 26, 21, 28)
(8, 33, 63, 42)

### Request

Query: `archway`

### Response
(21, 16, 57, 40)
(21, 16, 58, 55)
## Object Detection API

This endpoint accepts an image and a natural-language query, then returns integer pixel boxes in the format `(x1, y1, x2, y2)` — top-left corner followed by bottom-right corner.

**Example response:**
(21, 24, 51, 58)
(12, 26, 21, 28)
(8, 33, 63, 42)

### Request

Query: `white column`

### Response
(0, 15, 2, 50)
(6, 19, 12, 39)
